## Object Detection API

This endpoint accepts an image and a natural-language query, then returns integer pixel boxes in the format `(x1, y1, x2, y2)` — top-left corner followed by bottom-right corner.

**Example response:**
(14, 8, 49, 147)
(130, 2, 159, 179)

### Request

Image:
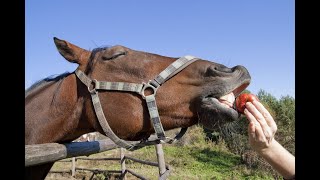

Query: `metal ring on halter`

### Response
(160, 136, 175, 144)
(140, 80, 160, 99)
(88, 79, 98, 93)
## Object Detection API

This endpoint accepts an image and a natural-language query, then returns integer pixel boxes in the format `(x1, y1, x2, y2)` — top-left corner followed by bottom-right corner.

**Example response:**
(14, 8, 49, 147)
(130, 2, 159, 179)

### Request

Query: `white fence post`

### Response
(155, 144, 166, 177)
(71, 157, 76, 177)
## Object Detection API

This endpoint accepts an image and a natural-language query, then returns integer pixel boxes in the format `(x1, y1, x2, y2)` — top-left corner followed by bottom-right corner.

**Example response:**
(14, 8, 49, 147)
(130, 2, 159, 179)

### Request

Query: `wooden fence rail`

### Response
(25, 139, 119, 167)
(26, 136, 171, 179)
(25, 134, 165, 167)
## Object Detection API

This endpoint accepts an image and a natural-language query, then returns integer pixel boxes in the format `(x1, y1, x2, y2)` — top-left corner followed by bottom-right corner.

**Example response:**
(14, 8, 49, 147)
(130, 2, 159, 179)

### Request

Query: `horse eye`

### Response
(102, 51, 127, 61)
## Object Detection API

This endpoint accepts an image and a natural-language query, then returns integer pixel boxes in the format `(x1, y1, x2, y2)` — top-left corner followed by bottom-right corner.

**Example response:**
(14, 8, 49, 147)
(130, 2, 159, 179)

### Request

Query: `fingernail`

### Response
(244, 108, 249, 114)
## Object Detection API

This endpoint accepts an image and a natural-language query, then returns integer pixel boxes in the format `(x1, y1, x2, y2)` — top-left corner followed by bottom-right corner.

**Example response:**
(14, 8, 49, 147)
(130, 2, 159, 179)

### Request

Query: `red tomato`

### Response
(235, 93, 259, 114)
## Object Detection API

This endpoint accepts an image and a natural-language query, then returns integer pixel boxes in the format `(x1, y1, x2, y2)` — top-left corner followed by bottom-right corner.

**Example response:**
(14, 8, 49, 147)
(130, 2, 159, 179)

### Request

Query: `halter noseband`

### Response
(75, 55, 198, 150)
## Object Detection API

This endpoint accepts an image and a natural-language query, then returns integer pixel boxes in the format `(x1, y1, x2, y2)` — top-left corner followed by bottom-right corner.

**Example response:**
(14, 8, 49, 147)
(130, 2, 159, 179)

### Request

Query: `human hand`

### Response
(244, 100, 277, 153)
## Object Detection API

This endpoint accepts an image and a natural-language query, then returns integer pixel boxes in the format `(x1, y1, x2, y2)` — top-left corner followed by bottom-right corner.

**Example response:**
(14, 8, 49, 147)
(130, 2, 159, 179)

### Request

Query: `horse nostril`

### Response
(205, 64, 235, 77)
(205, 66, 220, 77)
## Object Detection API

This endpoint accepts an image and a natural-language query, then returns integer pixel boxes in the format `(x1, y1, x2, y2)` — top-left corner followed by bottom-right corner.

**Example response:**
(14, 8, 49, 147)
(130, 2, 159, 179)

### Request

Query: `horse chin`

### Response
(198, 97, 240, 130)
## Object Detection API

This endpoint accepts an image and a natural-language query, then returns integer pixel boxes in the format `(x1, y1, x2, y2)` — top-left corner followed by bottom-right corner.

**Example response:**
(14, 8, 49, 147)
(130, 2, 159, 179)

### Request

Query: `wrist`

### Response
(254, 139, 295, 179)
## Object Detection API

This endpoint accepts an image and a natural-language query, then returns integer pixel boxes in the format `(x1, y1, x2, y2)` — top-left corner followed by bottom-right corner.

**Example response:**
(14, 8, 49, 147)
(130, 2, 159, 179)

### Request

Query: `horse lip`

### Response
(200, 79, 250, 116)
(201, 96, 238, 123)
(231, 80, 250, 98)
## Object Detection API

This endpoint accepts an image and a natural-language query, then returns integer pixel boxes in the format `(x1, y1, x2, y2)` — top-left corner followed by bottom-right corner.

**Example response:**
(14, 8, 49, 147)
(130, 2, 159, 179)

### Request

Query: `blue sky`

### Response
(26, 1, 294, 99)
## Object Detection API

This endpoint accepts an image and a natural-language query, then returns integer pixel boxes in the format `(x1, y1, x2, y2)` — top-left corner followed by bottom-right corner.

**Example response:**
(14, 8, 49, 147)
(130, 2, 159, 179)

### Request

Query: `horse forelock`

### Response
(84, 46, 110, 75)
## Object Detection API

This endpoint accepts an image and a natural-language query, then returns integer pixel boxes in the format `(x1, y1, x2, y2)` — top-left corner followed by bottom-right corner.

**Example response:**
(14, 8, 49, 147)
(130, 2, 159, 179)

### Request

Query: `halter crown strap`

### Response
(75, 55, 198, 150)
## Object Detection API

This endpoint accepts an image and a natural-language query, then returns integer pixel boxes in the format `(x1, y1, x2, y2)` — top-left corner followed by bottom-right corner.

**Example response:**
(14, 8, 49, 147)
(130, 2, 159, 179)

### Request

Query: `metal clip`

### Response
(140, 80, 160, 99)
(88, 79, 98, 94)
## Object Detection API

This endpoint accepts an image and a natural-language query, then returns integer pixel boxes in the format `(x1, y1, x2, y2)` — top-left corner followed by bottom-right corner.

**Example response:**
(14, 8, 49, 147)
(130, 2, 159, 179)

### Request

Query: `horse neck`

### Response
(25, 73, 92, 144)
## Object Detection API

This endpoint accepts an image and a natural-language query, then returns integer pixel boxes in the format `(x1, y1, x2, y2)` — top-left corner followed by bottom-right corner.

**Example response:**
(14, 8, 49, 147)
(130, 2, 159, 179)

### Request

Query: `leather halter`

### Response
(75, 55, 199, 150)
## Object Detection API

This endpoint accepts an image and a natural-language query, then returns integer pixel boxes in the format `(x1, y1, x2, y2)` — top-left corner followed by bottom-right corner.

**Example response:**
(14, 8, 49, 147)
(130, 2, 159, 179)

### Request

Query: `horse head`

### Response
(25, 37, 251, 180)
(53, 37, 251, 141)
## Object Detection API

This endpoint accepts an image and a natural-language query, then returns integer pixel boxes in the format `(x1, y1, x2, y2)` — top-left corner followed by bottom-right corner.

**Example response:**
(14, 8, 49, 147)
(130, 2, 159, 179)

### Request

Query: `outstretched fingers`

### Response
(252, 100, 277, 136)
(244, 108, 267, 142)
(244, 101, 274, 144)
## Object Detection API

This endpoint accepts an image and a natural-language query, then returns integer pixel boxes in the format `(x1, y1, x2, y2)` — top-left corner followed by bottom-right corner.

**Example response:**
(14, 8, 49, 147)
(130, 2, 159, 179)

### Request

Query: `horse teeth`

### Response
(219, 92, 235, 105)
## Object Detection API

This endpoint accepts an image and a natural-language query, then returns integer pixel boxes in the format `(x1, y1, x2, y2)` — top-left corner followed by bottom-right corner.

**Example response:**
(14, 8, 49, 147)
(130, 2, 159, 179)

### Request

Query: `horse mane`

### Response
(25, 46, 111, 98)
(25, 72, 72, 98)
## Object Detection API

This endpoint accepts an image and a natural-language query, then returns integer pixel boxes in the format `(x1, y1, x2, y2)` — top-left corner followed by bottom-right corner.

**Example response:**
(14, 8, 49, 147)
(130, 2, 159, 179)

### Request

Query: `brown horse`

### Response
(25, 37, 251, 180)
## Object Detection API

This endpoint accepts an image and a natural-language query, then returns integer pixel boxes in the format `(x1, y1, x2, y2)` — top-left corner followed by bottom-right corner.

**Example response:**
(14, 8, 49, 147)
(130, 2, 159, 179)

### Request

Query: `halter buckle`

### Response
(140, 80, 160, 99)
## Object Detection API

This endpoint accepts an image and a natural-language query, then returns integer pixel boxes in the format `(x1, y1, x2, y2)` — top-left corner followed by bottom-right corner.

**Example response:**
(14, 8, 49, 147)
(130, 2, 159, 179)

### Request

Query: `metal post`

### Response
(120, 148, 126, 180)
(155, 144, 166, 177)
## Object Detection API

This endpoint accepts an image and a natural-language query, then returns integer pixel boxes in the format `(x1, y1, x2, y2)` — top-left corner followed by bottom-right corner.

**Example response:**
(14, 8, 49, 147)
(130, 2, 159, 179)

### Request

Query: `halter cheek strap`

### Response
(75, 55, 198, 150)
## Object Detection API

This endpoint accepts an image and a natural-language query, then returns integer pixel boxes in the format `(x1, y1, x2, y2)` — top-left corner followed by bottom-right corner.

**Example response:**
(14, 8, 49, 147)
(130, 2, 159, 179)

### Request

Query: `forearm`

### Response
(257, 140, 295, 179)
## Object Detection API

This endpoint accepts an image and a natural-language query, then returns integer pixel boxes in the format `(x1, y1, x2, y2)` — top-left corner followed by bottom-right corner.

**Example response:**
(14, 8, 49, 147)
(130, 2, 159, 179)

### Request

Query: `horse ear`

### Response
(53, 37, 89, 65)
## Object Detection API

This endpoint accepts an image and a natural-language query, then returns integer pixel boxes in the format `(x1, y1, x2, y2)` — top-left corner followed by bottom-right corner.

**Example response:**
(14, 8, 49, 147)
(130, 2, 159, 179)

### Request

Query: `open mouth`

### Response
(197, 80, 250, 130)
(201, 81, 250, 121)
(216, 82, 250, 110)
